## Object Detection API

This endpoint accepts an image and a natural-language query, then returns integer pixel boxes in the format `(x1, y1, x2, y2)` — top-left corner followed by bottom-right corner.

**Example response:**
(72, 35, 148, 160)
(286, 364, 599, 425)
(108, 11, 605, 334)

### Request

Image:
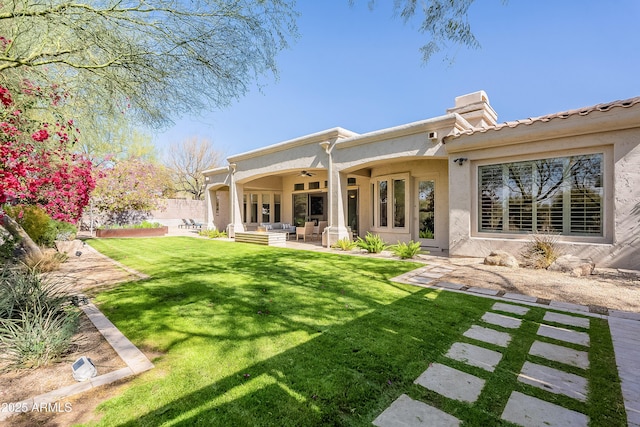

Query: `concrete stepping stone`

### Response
(503, 293, 538, 303)
(501, 391, 588, 427)
(518, 361, 588, 401)
(543, 312, 590, 329)
(482, 312, 522, 329)
(549, 301, 589, 313)
(463, 325, 512, 347)
(492, 302, 529, 316)
(529, 341, 589, 369)
(414, 363, 485, 403)
(538, 324, 590, 347)
(410, 276, 436, 285)
(434, 282, 465, 290)
(467, 287, 500, 296)
(445, 342, 503, 372)
(372, 394, 460, 427)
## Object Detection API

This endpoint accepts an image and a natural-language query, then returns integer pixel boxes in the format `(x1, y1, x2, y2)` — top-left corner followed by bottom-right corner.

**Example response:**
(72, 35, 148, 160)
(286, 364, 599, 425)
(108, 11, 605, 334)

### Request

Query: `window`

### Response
(372, 174, 409, 230)
(274, 194, 281, 223)
(242, 192, 282, 224)
(250, 194, 258, 223)
(479, 154, 603, 236)
(215, 196, 220, 215)
(347, 177, 357, 186)
(379, 180, 388, 227)
(261, 194, 270, 223)
(393, 179, 405, 227)
(309, 181, 320, 190)
(294, 183, 304, 191)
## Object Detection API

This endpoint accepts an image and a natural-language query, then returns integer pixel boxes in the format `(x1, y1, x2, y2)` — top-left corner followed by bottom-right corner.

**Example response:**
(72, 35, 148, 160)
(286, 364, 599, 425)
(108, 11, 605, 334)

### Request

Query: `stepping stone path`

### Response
(373, 301, 595, 427)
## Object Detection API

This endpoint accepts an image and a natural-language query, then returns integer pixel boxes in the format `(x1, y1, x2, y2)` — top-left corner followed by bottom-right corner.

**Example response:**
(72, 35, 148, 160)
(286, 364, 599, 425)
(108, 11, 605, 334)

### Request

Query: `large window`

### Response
(242, 192, 282, 225)
(372, 174, 409, 230)
(479, 154, 603, 236)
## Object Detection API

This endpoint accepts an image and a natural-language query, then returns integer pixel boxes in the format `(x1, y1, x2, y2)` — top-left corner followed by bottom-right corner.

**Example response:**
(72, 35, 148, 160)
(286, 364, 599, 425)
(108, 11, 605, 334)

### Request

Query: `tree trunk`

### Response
(0, 211, 43, 259)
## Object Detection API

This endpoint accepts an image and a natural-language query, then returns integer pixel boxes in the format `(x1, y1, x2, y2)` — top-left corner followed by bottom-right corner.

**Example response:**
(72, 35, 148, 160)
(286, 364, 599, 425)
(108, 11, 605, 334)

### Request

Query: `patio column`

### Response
(324, 146, 350, 247)
(205, 188, 216, 230)
(228, 164, 245, 237)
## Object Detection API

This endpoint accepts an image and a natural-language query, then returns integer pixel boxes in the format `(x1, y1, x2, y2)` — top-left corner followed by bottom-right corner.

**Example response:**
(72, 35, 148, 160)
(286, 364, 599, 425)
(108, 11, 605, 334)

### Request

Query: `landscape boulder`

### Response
(55, 239, 83, 256)
(548, 255, 595, 277)
(484, 250, 519, 268)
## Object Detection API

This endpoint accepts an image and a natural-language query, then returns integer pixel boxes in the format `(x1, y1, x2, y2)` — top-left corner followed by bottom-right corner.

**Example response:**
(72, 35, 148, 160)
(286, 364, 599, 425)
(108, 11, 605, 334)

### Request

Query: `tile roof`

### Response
(449, 96, 640, 139)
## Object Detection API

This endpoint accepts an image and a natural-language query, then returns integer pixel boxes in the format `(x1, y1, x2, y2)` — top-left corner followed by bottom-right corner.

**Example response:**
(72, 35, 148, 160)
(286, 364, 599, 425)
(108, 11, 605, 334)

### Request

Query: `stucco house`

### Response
(203, 91, 639, 270)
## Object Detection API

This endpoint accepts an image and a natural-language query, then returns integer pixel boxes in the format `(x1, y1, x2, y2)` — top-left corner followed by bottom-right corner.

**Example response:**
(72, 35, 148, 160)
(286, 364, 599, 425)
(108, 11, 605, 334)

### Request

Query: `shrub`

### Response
(419, 229, 434, 239)
(332, 237, 357, 251)
(390, 240, 423, 259)
(0, 228, 18, 261)
(199, 229, 228, 239)
(0, 267, 79, 367)
(46, 220, 78, 244)
(98, 221, 163, 230)
(22, 249, 68, 273)
(356, 232, 388, 254)
(521, 232, 562, 269)
(4, 205, 52, 246)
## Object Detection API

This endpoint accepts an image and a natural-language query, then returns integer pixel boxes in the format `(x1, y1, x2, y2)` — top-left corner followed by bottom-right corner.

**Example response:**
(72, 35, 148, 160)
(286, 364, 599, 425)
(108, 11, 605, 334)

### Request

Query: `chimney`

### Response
(446, 91, 498, 129)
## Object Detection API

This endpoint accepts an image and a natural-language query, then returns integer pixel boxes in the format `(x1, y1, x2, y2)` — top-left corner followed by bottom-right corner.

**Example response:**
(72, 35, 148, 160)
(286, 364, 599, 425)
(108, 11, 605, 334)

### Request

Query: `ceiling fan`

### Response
(299, 170, 315, 177)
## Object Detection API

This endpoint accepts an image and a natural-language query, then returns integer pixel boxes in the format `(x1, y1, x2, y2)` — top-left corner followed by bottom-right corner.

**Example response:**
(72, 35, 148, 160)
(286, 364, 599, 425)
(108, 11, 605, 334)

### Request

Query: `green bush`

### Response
(0, 229, 18, 261)
(198, 229, 228, 239)
(390, 240, 423, 259)
(332, 237, 358, 251)
(4, 205, 52, 246)
(98, 220, 163, 230)
(356, 232, 388, 253)
(419, 229, 434, 239)
(0, 267, 79, 367)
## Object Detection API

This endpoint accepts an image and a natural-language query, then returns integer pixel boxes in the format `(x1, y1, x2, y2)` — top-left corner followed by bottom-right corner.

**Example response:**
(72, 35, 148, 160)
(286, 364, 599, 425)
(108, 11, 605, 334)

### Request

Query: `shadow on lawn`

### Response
(105, 288, 489, 426)
(99, 246, 424, 356)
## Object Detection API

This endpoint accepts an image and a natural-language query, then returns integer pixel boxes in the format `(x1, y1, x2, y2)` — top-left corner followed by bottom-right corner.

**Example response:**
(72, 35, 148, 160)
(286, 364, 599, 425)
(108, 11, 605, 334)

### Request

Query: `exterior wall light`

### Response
(453, 158, 468, 166)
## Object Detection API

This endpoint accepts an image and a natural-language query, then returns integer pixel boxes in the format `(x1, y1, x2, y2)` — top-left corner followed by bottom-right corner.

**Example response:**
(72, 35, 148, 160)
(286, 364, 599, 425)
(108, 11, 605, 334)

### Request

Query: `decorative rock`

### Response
(484, 250, 519, 268)
(548, 255, 595, 277)
(55, 239, 83, 255)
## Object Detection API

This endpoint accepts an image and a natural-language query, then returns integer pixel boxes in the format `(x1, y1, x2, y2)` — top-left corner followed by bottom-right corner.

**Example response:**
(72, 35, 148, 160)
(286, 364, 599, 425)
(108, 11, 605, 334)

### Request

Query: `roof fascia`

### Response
(226, 127, 359, 162)
(335, 114, 463, 149)
(444, 105, 640, 154)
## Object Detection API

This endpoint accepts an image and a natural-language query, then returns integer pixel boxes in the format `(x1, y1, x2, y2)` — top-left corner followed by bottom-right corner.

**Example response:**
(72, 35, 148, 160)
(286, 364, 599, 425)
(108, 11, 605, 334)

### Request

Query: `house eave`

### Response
(226, 127, 359, 162)
(335, 114, 464, 149)
(444, 103, 640, 154)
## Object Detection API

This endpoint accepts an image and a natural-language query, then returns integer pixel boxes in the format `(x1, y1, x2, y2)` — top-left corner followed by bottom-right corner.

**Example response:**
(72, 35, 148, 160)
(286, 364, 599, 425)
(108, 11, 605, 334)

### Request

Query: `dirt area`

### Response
(430, 257, 640, 313)
(2, 240, 639, 425)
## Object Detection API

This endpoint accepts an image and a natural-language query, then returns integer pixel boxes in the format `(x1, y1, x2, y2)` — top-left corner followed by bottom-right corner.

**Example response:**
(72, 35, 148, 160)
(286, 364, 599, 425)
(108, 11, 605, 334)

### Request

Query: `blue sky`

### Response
(151, 1, 640, 158)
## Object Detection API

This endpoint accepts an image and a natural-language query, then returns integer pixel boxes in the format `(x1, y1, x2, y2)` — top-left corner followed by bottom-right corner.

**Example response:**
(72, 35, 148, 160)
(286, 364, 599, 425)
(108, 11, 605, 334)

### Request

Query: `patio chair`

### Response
(313, 221, 328, 240)
(189, 219, 203, 229)
(296, 221, 315, 241)
(179, 219, 191, 229)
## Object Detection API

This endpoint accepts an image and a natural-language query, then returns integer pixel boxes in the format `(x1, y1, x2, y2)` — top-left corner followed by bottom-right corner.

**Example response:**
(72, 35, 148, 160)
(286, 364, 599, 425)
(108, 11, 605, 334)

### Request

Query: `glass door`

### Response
(416, 179, 436, 245)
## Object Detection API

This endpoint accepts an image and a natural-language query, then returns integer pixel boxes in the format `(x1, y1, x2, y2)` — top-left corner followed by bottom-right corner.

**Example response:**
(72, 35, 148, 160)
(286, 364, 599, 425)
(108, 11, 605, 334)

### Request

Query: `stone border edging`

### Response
(0, 303, 154, 421)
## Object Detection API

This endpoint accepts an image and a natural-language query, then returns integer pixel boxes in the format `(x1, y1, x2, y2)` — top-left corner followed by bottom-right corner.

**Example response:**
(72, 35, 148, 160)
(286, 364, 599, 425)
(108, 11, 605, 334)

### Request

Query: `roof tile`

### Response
(451, 96, 640, 138)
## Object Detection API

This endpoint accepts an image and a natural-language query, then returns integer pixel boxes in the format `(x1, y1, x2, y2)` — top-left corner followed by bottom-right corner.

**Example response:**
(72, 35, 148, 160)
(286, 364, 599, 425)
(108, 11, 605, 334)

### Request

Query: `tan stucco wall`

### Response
(447, 126, 639, 269)
(150, 199, 205, 226)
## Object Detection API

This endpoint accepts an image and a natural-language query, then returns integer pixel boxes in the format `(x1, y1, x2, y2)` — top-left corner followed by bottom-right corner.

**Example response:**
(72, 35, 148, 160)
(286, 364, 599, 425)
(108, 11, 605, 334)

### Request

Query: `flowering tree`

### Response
(0, 84, 95, 257)
(91, 158, 171, 225)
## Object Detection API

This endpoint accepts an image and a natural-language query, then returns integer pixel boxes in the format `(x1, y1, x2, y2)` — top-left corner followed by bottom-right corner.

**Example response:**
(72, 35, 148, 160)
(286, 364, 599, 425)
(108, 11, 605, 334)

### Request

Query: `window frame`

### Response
(242, 191, 283, 226)
(371, 173, 410, 232)
(473, 149, 610, 243)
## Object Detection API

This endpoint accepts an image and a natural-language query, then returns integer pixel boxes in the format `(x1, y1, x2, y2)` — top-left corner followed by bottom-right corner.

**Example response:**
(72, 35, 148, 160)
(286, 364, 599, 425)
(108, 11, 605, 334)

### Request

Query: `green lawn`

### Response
(84, 237, 625, 426)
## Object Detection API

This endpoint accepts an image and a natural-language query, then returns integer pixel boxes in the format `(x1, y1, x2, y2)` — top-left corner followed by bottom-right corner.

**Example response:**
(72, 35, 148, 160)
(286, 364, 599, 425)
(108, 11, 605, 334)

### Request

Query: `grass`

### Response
(83, 237, 625, 426)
